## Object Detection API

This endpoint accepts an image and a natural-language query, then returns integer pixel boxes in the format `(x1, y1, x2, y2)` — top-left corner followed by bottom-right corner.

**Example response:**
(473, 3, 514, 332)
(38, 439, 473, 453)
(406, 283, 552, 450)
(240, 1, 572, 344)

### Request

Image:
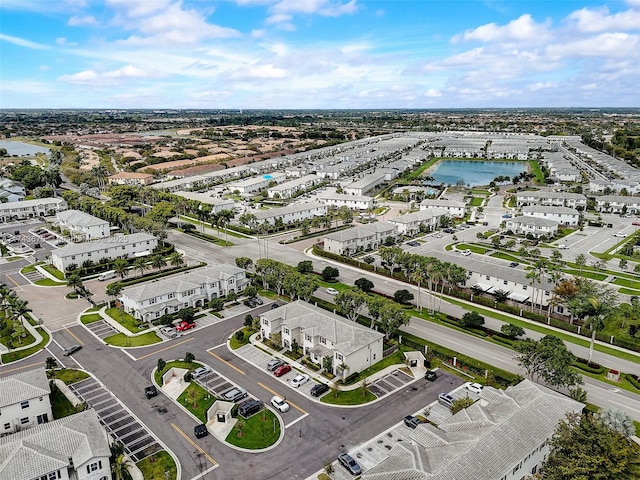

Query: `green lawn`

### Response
(155, 360, 205, 385)
(104, 332, 161, 347)
(41, 264, 65, 280)
(105, 307, 141, 333)
(618, 287, 640, 296)
(1, 327, 49, 363)
(528, 160, 545, 184)
(612, 277, 640, 290)
(0, 318, 36, 348)
(52, 389, 77, 419)
(177, 383, 217, 423)
(403, 158, 440, 181)
(225, 409, 281, 449)
(80, 313, 103, 324)
(230, 327, 256, 350)
(456, 243, 489, 254)
(564, 269, 608, 281)
(51, 369, 90, 385)
(321, 387, 377, 405)
(136, 451, 177, 480)
(340, 349, 408, 385)
(469, 197, 484, 207)
(317, 279, 354, 293)
(490, 252, 522, 262)
(35, 278, 66, 286)
(20, 262, 43, 274)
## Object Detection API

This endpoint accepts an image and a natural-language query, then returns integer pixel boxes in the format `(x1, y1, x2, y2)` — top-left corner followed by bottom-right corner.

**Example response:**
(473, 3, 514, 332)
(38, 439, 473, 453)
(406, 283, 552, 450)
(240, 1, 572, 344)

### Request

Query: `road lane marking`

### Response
(190, 465, 219, 480)
(170, 423, 217, 466)
(0, 361, 43, 374)
(208, 351, 245, 375)
(64, 327, 85, 346)
(135, 338, 193, 360)
(258, 381, 307, 414)
(5, 274, 19, 287)
(284, 413, 309, 429)
(209, 343, 226, 350)
(120, 349, 136, 361)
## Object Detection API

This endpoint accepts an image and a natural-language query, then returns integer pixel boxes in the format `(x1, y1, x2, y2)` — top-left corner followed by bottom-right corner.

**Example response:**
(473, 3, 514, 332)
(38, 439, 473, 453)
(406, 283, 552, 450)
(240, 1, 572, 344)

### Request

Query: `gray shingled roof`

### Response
(52, 232, 156, 258)
(0, 368, 50, 408)
(508, 215, 559, 228)
(521, 205, 579, 215)
(57, 209, 108, 227)
(0, 410, 110, 480)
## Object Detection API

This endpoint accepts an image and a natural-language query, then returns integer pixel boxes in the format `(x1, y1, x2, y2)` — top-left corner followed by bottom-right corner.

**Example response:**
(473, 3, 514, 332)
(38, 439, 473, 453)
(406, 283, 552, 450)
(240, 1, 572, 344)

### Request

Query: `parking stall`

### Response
(368, 370, 414, 398)
(83, 319, 119, 340)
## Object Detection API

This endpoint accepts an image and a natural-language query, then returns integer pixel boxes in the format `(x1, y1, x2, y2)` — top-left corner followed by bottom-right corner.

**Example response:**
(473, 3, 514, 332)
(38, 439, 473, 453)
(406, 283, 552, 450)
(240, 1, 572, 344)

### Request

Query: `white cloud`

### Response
(424, 88, 441, 97)
(566, 6, 640, 33)
(59, 65, 150, 86)
(39, 65, 50, 71)
(106, 0, 171, 18)
(0, 33, 50, 49)
(546, 32, 639, 59)
(68, 15, 98, 26)
(453, 14, 550, 44)
(265, 0, 357, 24)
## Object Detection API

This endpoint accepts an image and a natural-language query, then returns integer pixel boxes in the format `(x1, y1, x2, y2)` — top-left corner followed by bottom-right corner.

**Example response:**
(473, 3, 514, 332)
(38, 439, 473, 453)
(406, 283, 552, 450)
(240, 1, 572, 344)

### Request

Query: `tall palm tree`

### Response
(132, 257, 148, 277)
(66, 273, 83, 294)
(168, 251, 184, 268)
(113, 258, 129, 280)
(150, 254, 167, 272)
(218, 209, 235, 245)
(111, 453, 132, 480)
(410, 267, 426, 313)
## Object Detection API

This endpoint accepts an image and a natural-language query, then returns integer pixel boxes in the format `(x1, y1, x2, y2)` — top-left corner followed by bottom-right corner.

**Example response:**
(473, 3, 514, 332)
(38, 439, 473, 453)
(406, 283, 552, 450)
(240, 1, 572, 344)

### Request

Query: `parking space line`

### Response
(207, 351, 245, 375)
(190, 464, 218, 480)
(209, 343, 225, 350)
(258, 382, 307, 414)
(135, 337, 193, 360)
(64, 327, 85, 346)
(170, 423, 217, 466)
(284, 413, 309, 429)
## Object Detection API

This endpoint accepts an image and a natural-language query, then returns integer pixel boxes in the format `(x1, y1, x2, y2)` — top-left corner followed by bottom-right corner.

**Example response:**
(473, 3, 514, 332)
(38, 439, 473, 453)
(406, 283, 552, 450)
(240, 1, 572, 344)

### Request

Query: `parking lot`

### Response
(83, 318, 119, 340)
(68, 376, 162, 462)
(368, 369, 415, 398)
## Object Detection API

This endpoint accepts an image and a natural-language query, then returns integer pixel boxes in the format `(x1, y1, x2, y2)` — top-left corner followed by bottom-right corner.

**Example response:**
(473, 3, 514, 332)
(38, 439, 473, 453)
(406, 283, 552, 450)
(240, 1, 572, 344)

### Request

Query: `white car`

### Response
(557, 244, 568, 250)
(465, 382, 484, 395)
(326, 288, 339, 295)
(460, 249, 471, 256)
(271, 395, 290, 412)
(191, 366, 211, 379)
(290, 374, 310, 388)
(612, 232, 627, 238)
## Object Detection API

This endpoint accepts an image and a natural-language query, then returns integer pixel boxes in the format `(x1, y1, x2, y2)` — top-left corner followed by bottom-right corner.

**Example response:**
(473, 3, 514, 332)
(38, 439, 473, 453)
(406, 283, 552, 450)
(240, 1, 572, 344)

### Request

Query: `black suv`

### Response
(404, 415, 423, 429)
(238, 399, 263, 418)
(424, 370, 437, 381)
(310, 383, 330, 397)
(144, 386, 158, 399)
(194, 424, 208, 439)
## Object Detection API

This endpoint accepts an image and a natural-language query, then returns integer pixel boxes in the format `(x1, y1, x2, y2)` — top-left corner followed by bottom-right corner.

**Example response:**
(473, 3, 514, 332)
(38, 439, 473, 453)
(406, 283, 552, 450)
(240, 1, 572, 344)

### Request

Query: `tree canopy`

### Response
(514, 335, 582, 389)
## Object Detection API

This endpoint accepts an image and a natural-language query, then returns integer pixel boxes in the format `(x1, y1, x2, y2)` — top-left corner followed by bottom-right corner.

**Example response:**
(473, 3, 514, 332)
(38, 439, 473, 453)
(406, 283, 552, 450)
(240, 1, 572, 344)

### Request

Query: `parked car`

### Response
(290, 374, 310, 388)
(438, 393, 455, 408)
(310, 383, 330, 397)
(63, 345, 82, 356)
(460, 249, 471, 256)
(34, 243, 41, 249)
(270, 395, 290, 412)
(633, 222, 640, 227)
(557, 244, 568, 249)
(144, 386, 158, 399)
(326, 287, 339, 295)
(443, 228, 455, 234)
(191, 366, 211, 379)
(406, 240, 420, 247)
(338, 453, 362, 476)
(160, 326, 177, 338)
(404, 415, 423, 429)
(176, 321, 196, 332)
(194, 423, 208, 438)
(424, 370, 437, 381)
(509, 262, 519, 268)
(253, 297, 264, 305)
(273, 364, 292, 377)
(223, 387, 248, 402)
(243, 299, 257, 308)
(270, 303, 279, 310)
(267, 358, 285, 371)
(465, 382, 484, 395)
(237, 399, 263, 418)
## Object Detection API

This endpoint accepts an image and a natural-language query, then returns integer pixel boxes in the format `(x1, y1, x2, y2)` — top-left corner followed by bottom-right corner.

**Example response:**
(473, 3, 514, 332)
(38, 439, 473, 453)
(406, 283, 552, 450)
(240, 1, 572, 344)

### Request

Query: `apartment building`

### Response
(388, 210, 442, 235)
(521, 205, 580, 226)
(251, 202, 327, 227)
(515, 190, 587, 209)
(419, 199, 466, 218)
(323, 221, 399, 256)
(0, 197, 67, 223)
(0, 368, 52, 435)
(56, 210, 111, 240)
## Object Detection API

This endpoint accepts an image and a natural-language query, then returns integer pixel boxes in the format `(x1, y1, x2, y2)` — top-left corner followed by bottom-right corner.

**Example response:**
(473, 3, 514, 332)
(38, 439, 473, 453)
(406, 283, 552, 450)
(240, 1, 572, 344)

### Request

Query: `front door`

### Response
(37, 413, 48, 424)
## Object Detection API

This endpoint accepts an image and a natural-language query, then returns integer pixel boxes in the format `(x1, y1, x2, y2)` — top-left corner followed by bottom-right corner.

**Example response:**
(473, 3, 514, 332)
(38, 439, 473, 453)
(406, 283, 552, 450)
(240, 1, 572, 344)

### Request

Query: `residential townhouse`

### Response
(515, 190, 587, 209)
(419, 199, 466, 218)
(594, 195, 640, 214)
(521, 205, 580, 226)
(343, 172, 388, 196)
(259, 300, 384, 377)
(323, 221, 399, 256)
(107, 171, 154, 186)
(0, 177, 26, 202)
(172, 191, 236, 213)
(314, 191, 374, 210)
(388, 210, 442, 236)
(0, 368, 52, 435)
(56, 210, 111, 240)
(251, 201, 327, 227)
(506, 216, 559, 238)
(119, 264, 248, 322)
(362, 380, 583, 480)
(0, 409, 112, 480)
(50, 232, 158, 273)
(0, 197, 67, 223)
(227, 172, 287, 194)
(589, 179, 640, 195)
(267, 174, 322, 199)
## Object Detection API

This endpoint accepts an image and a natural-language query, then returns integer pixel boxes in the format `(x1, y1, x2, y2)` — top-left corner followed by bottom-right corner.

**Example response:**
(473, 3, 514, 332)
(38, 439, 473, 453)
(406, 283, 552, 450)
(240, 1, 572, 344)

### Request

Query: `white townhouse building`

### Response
(388, 210, 442, 236)
(315, 191, 374, 210)
(594, 195, 640, 214)
(323, 221, 399, 256)
(251, 201, 327, 227)
(107, 171, 154, 186)
(0, 409, 112, 480)
(521, 205, 580, 226)
(589, 179, 640, 195)
(343, 172, 388, 196)
(0, 177, 26, 202)
(259, 300, 384, 377)
(119, 264, 248, 322)
(227, 172, 287, 194)
(0, 368, 52, 435)
(50, 232, 158, 273)
(506, 216, 559, 238)
(56, 210, 111, 240)
(173, 191, 236, 213)
(516, 190, 587, 209)
(0, 197, 67, 223)
(362, 380, 583, 480)
(267, 174, 321, 199)
(419, 199, 466, 218)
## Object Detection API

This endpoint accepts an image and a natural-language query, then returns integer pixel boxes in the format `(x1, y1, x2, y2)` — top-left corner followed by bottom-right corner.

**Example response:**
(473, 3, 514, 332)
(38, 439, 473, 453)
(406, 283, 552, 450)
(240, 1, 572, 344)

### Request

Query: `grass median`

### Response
(137, 451, 177, 480)
(104, 332, 161, 347)
(225, 409, 281, 449)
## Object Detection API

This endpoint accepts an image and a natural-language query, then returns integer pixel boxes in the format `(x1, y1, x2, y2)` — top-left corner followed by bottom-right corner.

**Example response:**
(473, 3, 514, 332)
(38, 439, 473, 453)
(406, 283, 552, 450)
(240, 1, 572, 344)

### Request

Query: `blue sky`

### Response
(1, 0, 639, 109)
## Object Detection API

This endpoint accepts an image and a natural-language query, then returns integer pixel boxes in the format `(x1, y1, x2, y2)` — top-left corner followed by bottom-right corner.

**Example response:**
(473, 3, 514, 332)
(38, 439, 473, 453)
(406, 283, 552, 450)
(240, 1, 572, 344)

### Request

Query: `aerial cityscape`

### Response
(1, 2, 640, 480)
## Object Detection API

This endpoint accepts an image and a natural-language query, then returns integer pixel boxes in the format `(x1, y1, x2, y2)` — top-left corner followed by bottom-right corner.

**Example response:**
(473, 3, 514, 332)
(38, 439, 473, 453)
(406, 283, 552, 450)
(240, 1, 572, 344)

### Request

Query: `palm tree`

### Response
(150, 254, 167, 272)
(410, 267, 426, 313)
(132, 258, 148, 277)
(111, 453, 132, 480)
(584, 295, 615, 363)
(66, 273, 83, 294)
(168, 251, 184, 268)
(113, 258, 129, 280)
(8, 296, 31, 335)
(218, 209, 235, 245)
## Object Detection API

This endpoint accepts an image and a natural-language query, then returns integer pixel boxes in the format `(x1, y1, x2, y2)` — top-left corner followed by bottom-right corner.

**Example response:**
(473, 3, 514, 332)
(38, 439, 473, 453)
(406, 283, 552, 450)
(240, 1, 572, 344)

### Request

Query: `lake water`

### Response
(0, 140, 51, 157)
(430, 160, 527, 186)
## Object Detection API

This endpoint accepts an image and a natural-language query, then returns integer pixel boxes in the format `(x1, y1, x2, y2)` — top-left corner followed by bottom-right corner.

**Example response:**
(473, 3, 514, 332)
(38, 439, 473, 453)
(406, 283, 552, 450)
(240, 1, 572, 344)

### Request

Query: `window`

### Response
(263, 319, 268, 325)
(20, 417, 29, 424)
(523, 285, 527, 290)
(486, 275, 490, 280)
(283, 327, 289, 335)
(20, 400, 29, 409)
(87, 461, 103, 473)
(149, 298, 156, 304)
(4, 423, 9, 430)
(503, 280, 508, 285)
(168, 293, 174, 299)
(336, 353, 343, 361)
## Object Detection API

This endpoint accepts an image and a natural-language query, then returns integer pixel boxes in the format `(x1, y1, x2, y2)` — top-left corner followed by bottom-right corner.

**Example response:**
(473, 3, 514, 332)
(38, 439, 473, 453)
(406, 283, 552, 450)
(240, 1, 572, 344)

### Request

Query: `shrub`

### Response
(184, 352, 195, 363)
(157, 358, 166, 372)
(235, 330, 245, 342)
(244, 315, 253, 327)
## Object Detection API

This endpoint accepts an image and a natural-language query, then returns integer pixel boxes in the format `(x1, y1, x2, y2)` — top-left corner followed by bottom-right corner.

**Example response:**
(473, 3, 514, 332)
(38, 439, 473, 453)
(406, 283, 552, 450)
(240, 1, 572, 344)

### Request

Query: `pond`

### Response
(430, 160, 527, 187)
(0, 140, 51, 157)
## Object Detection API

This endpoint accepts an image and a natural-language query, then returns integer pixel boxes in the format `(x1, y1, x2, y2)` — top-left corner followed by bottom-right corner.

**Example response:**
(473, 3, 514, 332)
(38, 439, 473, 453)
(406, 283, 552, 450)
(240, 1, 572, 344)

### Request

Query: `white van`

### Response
(98, 270, 116, 281)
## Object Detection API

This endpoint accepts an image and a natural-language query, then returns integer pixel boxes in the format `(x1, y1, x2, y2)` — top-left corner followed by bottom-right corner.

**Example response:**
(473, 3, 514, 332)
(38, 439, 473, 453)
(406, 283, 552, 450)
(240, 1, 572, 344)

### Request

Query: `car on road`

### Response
(290, 374, 310, 388)
(191, 366, 211, 379)
(63, 345, 82, 356)
(633, 222, 640, 227)
(557, 244, 568, 249)
(310, 383, 330, 397)
(406, 241, 420, 247)
(270, 303, 279, 309)
(267, 358, 285, 371)
(460, 249, 471, 256)
(509, 262, 519, 268)
(223, 387, 248, 402)
(326, 287, 339, 295)
(271, 395, 290, 412)
(501, 214, 512, 218)
(404, 415, 423, 429)
(612, 232, 628, 238)
(465, 382, 484, 394)
(424, 370, 437, 381)
(273, 364, 292, 377)
(338, 453, 362, 476)
(443, 228, 455, 234)
(176, 321, 196, 332)
(144, 386, 158, 399)
(194, 423, 208, 439)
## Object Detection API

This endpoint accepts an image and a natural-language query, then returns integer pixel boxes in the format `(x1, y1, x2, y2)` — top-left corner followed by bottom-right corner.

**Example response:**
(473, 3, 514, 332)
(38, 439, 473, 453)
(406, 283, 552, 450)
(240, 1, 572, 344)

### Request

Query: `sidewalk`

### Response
(0, 314, 44, 354)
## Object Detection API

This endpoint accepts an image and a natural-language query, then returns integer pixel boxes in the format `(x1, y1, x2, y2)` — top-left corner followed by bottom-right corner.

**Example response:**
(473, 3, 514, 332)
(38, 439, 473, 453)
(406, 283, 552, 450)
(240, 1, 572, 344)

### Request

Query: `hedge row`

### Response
(109, 262, 206, 288)
(71, 244, 175, 277)
(624, 373, 640, 392)
(572, 359, 606, 374)
(281, 224, 353, 244)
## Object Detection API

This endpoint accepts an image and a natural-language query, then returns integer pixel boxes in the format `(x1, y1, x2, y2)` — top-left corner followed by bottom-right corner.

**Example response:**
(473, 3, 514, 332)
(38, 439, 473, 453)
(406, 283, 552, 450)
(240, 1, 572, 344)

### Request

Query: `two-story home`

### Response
(0, 177, 26, 202)
(323, 221, 399, 256)
(259, 300, 384, 377)
(388, 210, 443, 236)
(594, 195, 640, 214)
(521, 205, 580, 226)
(315, 191, 374, 210)
(50, 232, 158, 273)
(267, 174, 321, 199)
(251, 201, 327, 227)
(505, 216, 559, 238)
(0, 197, 67, 223)
(107, 171, 154, 186)
(119, 264, 248, 322)
(0, 409, 112, 480)
(0, 367, 52, 435)
(56, 210, 111, 240)
(419, 199, 466, 218)
(516, 190, 587, 209)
